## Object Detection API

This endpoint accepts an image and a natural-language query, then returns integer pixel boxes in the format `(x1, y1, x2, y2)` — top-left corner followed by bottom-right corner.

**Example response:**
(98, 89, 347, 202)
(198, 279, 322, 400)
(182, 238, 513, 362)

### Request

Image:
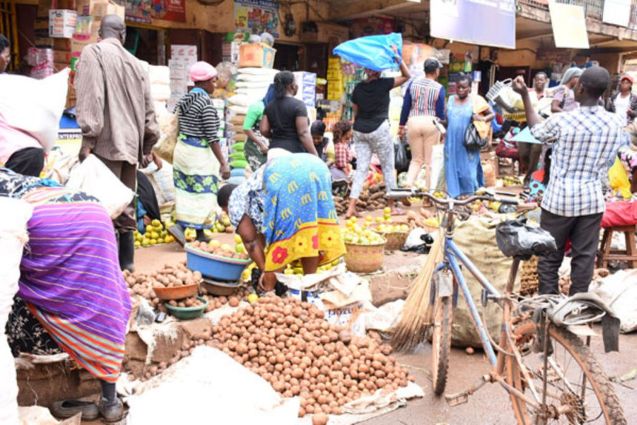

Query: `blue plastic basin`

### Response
(185, 244, 250, 282)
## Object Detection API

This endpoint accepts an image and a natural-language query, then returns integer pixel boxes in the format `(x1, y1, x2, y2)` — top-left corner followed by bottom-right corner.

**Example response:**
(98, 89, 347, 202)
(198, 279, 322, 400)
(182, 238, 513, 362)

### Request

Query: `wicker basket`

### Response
(378, 231, 408, 251)
(345, 241, 386, 273)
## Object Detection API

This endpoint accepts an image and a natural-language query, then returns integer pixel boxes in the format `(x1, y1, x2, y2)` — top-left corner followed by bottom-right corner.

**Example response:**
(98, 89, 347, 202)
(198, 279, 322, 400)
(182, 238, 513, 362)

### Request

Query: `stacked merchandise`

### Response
(26, 47, 54, 79)
(227, 67, 277, 179)
(327, 56, 345, 101)
(293, 71, 317, 108)
(168, 45, 198, 110)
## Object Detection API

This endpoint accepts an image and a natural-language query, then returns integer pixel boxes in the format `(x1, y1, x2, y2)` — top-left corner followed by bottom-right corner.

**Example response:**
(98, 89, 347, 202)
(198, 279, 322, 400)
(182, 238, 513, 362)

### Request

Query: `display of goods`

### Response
(501, 175, 523, 187)
(206, 212, 235, 234)
(519, 256, 539, 296)
(123, 262, 203, 309)
(211, 296, 413, 417)
(333, 184, 388, 216)
(343, 218, 386, 246)
(189, 236, 249, 260)
(134, 219, 175, 248)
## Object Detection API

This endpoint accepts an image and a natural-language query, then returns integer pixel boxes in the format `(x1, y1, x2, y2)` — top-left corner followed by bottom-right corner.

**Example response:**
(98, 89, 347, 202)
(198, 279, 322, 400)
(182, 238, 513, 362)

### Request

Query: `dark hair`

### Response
(457, 73, 472, 86)
(580, 66, 611, 99)
(263, 83, 276, 106)
(332, 120, 352, 144)
(534, 71, 548, 79)
(217, 184, 237, 209)
(273, 71, 295, 99)
(310, 120, 326, 136)
(0, 34, 9, 51)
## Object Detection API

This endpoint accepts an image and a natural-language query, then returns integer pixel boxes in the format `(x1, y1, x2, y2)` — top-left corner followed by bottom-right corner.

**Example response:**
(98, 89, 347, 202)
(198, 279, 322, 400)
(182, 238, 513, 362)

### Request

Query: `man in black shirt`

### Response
(346, 49, 411, 218)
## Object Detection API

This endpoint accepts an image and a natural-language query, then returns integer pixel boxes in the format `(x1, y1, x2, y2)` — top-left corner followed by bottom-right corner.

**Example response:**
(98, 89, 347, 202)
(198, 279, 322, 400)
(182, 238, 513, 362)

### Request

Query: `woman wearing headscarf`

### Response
(444, 74, 494, 198)
(260, 71, 318, 158)
(243, 84, 276, 171)
(551, 67, 583, 113)
(2, 168, 130, 421)
(173, 61, 230, 242)
(218, 153, 345, 292)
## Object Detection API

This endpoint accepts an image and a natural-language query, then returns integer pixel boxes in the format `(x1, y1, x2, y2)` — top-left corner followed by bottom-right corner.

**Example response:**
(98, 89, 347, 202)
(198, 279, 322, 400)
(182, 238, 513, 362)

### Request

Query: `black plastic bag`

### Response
(495, 219, 557, 260)
(395, 139, 410, 173)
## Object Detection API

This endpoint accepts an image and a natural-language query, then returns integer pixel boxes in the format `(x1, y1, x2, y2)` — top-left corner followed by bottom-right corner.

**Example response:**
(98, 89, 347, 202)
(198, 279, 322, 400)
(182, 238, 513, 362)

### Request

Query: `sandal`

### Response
(51, 400, 99, 421)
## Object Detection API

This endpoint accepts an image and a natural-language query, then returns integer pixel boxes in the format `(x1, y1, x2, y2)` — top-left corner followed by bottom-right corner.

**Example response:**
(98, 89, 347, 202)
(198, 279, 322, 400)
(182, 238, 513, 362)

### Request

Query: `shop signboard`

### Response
(430, 0, 516, 49)
(603, 0, 631, 27)
(548, 2, 589, 49)
(234, 0, 279, 38)
(125, 0, 186, 24)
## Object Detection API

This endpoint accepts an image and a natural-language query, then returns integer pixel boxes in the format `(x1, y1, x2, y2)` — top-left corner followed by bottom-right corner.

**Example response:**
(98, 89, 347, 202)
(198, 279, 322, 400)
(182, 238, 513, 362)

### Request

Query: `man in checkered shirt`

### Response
(512, 67, 627, 295)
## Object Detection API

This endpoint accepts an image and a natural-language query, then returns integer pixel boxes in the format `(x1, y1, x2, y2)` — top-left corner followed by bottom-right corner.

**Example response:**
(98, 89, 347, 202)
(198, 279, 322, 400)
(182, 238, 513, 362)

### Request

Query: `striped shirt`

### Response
(176, 88, 220, 143)
(75, 38, 159, 164)
(530, 105, 627, 217)
(400, 77, 446, 125)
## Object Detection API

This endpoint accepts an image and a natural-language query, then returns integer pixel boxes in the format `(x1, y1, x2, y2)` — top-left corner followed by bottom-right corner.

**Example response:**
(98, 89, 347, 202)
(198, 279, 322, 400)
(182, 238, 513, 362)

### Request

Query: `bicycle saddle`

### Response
(495, 219, 557, 260)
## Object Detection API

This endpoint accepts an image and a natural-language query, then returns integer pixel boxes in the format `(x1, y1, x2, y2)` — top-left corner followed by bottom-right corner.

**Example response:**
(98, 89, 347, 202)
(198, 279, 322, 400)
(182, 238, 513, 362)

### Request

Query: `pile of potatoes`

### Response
(211, 295, 412, 417)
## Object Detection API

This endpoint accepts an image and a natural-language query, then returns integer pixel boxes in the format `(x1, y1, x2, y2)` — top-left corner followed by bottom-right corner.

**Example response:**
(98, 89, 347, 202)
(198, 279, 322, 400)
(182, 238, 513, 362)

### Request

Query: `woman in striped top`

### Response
(173, 62, 230, 241)
(399, 58, 446, 189)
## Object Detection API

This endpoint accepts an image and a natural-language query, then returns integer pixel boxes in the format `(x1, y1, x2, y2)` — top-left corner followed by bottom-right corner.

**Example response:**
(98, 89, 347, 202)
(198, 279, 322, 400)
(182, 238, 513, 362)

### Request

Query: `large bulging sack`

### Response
(333, 33, 403, 72)
(0, 69, 69, 152)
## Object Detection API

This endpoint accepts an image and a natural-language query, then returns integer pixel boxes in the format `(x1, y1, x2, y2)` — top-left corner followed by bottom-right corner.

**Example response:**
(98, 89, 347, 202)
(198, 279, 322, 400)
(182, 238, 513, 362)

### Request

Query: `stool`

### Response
(598, 225, 637, 269)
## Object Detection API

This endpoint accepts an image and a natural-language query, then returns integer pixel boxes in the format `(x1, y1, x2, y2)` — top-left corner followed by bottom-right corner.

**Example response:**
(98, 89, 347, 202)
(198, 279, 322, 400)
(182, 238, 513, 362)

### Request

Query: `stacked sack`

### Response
(226, 67, 277, 182)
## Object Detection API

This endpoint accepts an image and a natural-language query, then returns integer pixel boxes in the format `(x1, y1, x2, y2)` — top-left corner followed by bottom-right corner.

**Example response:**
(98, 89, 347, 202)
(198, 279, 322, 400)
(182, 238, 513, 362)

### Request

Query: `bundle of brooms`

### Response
(391, 229, 445, 351)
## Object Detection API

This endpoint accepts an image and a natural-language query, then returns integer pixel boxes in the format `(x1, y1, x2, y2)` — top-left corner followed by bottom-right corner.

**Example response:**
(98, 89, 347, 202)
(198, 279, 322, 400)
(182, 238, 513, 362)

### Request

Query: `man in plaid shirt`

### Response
(512, 67, 627, 295)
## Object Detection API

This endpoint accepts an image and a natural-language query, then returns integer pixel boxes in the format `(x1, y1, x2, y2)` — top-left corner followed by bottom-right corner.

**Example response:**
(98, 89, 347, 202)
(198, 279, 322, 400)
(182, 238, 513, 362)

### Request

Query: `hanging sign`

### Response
(603, 0, 631, 27)
(549, 2, 589, 49)
(234, 0, 280, 38)
(125, 0, 186, 24)
(430, 0, 516, 49)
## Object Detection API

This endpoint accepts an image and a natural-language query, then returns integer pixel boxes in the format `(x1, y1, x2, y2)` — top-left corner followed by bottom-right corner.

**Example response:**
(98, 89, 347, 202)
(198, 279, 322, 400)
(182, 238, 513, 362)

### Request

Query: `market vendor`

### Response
(1, 168, 130, 422)
(217, 153, 345, 292)
(243, 84, 275, 171)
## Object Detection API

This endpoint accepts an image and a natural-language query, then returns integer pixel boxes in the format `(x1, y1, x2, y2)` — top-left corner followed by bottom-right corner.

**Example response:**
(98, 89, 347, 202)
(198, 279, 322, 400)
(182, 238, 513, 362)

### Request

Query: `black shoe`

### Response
(118, 231, 135, 272)
(51, 400, 99, 421)
(99, 397, 124, 423)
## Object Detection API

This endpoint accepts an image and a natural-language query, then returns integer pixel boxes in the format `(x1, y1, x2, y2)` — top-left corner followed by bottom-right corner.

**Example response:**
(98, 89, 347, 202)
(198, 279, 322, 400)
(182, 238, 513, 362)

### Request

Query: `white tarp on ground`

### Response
(0, 198, 33, 425)
(125, 346, 423, 425)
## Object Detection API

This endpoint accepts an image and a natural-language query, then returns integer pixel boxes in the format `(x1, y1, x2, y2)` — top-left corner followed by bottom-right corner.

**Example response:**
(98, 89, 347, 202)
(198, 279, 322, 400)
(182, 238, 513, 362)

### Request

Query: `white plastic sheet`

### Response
(0, 198, 33, 425)
(66, 154, 135, 219)
(590, 269, 637, 333)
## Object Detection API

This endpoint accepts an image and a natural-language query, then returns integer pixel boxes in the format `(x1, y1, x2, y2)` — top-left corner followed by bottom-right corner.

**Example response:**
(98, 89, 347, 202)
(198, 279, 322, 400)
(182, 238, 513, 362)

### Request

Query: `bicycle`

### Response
(388, 189, 626, 425)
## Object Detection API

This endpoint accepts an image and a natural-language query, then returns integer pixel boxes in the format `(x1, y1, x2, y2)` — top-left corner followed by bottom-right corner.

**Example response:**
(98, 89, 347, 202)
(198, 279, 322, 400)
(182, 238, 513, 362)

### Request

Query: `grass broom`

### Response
(391, 228, 445, 351)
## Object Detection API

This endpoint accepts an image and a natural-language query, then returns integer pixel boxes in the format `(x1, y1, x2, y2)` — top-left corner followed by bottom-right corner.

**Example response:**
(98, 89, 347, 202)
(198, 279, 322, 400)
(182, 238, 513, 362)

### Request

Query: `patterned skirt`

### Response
(173, 135, 220, 229)
(262, 153, 345, 271)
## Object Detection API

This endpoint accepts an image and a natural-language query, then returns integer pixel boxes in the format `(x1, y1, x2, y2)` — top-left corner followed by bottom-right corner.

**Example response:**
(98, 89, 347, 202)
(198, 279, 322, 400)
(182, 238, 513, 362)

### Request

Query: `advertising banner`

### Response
(234, 0, 280, 38)
(125, 0, 186, 24)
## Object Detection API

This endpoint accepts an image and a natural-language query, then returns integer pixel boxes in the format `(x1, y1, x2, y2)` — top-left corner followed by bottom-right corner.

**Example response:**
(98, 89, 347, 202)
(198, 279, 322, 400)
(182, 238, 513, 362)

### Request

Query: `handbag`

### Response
(394, 138, 410, 173)
(464, 122, 489, 150)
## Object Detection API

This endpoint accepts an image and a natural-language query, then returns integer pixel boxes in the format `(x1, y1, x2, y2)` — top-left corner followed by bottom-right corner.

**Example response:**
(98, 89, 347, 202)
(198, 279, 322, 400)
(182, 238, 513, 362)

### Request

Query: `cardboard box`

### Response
(49, 10, 77, 38)
(239, 44, 276, 69)
(76, 0, 125, 20)
(53, 38, 72, 51)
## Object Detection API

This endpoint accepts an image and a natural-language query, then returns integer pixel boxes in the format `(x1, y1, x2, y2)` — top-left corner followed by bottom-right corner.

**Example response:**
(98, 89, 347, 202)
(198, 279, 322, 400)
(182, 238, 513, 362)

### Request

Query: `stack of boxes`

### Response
(327, 57, 345, 101)
(71, 0, 125, 69)
(293, 71, 317, 108)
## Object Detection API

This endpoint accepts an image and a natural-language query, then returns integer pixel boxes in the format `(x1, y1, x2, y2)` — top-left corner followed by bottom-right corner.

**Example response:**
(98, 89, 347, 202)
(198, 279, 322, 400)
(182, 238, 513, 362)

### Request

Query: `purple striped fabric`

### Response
(18, 201, 131, 382)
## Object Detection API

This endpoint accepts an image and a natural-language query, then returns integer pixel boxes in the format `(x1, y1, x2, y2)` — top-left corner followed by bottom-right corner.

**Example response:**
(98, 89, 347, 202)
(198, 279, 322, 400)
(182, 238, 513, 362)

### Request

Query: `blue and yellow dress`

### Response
(228, 153, 345, 271)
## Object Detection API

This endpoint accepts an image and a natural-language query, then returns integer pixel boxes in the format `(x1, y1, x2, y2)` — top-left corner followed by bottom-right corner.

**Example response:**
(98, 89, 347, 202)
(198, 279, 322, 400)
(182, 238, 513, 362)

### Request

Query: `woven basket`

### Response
(345, 241, 386, 273)
(378, 231, 408, 251)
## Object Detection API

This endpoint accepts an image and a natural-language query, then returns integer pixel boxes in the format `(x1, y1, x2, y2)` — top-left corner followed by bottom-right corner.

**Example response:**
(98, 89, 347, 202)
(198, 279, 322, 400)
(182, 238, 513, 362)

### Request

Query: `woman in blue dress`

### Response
(444, 75, 494, 198)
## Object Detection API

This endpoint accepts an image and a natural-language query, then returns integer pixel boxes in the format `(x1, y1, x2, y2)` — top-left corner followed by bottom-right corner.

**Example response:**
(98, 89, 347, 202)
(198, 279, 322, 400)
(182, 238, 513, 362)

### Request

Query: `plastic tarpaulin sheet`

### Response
(333, 33, 403, 71)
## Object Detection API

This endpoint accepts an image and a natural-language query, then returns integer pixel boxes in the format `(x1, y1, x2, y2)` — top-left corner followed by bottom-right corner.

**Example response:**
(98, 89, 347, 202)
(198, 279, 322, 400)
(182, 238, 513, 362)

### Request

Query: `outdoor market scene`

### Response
(3, 0, 637, 424)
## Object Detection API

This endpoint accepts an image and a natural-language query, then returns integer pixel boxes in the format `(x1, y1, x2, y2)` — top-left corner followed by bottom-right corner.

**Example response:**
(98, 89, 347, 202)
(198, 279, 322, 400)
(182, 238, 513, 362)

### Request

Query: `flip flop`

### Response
(391, 208, 406, 216)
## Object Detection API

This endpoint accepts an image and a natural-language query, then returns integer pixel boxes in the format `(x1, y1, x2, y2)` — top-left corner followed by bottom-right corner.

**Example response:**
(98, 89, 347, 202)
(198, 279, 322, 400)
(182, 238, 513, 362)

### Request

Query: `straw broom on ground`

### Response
(391, 229, 445, 351)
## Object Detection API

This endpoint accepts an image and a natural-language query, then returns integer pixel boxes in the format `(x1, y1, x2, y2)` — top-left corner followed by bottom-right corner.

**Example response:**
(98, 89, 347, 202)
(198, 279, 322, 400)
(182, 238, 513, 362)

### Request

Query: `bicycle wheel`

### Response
(507, 322, 626, 424)
(431, 295, 453, 396)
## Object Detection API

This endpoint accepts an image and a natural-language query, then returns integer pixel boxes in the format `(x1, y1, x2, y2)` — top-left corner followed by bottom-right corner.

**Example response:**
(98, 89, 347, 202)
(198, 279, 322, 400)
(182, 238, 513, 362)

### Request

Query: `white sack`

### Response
(590, 269, 637, 333)
(238, 67, 279, 76)
(66, 154, 135, 219)
(0, 198, 33, 425)
(0, 69, 69, 151)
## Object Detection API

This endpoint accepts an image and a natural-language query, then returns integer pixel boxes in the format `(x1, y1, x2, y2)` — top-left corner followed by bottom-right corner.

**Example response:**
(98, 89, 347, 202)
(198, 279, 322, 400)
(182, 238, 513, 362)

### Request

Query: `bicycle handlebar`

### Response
(386, 189, 519, 208)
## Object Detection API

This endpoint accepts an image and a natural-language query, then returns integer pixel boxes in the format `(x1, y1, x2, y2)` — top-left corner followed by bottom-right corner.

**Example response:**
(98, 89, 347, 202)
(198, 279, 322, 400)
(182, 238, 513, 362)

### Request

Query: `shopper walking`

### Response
(551, 67, 582, 113)
(346, 48, 411, 218)
(399, 57, 446, 189)
(444, 75, 493, 198)
(75, 15, 159, 272)
(606, 74, 637, 126)
(260, 71, 317, 158)
(172, 61, 230, 242)
(513, 67, 627, 295)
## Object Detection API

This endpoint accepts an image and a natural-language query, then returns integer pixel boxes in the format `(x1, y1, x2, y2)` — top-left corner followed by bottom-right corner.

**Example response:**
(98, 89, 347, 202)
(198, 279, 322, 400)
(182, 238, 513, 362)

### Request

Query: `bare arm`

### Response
(244, 129, 268, 152)
(393, 60, 411, 88)
(296, 116, 318, 155)
(351, 103, 358, 122)
(551, 98, 563, 114)
(259, 114, 272, 138)
(237, 215, 266, 271)
(512, 76, 542, 128)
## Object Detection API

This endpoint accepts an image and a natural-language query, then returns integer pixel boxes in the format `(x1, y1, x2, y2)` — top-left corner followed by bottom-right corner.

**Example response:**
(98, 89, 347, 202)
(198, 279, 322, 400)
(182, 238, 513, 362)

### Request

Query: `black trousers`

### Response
(538, 208, 603, 295)
(5, 147, 45, 177)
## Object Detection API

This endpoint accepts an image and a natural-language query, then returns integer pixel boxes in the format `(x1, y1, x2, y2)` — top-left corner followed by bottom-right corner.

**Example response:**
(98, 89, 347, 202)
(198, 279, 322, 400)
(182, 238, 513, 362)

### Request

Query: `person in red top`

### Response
(330, 120, 353, 183)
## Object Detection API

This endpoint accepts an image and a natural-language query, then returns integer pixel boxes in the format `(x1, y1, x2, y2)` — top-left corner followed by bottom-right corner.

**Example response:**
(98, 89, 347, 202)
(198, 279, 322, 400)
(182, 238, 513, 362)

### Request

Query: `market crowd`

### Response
(0, 14, 635, 422)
